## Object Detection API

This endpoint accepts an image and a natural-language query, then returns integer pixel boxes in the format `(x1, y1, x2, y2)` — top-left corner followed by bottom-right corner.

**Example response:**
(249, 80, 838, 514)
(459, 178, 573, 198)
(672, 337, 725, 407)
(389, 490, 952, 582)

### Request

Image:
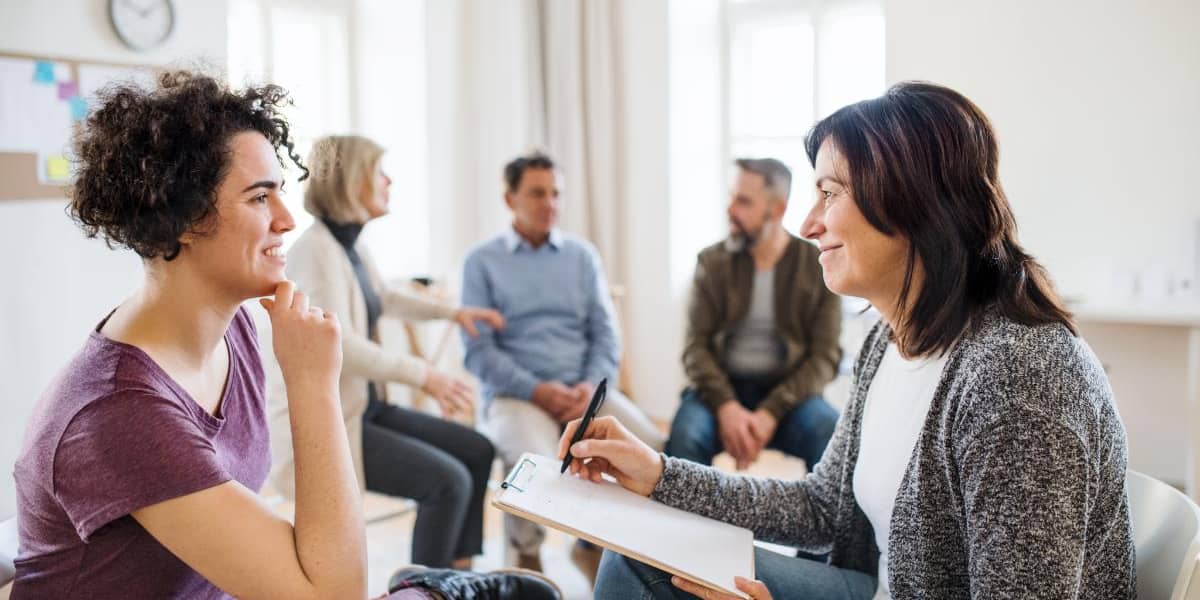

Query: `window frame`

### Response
(720, 0, 884, 235)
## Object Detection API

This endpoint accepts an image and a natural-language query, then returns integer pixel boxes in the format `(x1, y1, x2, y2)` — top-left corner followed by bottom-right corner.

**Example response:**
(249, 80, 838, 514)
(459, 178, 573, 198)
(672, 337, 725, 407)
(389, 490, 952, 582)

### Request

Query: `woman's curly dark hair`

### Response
(70, 70, 307, 261)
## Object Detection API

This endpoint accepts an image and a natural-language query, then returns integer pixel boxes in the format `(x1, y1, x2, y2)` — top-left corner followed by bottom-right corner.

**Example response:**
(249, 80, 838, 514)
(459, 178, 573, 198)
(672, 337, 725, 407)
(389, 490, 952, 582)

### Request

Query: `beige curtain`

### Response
(426, 0, 636, 389)
(533, 0, 626, 284)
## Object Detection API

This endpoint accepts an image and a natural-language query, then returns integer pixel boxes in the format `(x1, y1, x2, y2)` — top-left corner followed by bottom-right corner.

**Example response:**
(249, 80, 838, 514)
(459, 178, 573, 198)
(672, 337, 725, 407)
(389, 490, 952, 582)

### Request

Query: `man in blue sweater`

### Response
(461, 152, 665, 579)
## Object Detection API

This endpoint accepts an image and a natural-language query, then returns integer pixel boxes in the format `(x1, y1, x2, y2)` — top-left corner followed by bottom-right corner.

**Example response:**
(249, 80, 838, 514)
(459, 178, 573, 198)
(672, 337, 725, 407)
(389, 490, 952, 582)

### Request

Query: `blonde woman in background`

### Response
(265, 135, 503, 571)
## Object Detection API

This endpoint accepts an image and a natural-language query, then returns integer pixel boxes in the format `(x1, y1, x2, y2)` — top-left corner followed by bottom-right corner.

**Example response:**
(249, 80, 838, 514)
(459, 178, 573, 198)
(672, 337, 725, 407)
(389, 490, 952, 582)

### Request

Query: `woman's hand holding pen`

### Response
(557, 415, 664, 497)
(559, 416, 774, 599)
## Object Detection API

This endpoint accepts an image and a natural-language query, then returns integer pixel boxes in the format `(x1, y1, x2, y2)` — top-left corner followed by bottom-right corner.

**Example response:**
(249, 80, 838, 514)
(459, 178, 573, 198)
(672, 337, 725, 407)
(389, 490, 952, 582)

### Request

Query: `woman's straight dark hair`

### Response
(804, 81, 1075, 357)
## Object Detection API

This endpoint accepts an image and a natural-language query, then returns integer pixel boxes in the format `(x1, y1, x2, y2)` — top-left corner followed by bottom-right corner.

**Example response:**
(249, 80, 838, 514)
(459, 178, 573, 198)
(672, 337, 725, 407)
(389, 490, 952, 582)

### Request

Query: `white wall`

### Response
(885, 0, 1200, 302)
(885, 0, 1200, 484)
(619, 0, 683, 419)
(667, 0, 725, 291)
(352, 0, 433, 280)
(0, 0, 229, 518)
(0, 1, 227, 67)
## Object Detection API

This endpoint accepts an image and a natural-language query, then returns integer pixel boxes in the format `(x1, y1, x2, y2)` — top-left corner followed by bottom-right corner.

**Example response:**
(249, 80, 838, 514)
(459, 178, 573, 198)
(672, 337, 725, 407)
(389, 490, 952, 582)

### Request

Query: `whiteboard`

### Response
(0, 56, 72, 157)
(493, 453, 756, 598)
(0, 55, 154, 191)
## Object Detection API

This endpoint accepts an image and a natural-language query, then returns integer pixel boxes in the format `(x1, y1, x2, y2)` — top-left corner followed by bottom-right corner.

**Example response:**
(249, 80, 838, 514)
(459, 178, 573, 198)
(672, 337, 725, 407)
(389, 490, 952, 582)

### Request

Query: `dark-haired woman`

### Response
(565, 82, 1135, 599)
(10, 72, 558, 600)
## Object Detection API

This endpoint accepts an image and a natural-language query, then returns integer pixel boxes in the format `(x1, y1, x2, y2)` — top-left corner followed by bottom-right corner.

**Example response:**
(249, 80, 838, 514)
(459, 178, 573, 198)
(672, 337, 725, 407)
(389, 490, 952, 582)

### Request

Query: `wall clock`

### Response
(109, 0, 175, 52)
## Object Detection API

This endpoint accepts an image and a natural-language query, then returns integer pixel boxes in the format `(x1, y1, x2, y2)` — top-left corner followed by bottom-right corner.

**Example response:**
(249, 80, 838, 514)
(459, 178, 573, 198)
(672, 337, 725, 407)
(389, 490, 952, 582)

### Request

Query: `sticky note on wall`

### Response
(69, 96, 87, 121)
(33, 60, 55, 84)
(58, 81, 79, 101)
(45, 154, 70, 183)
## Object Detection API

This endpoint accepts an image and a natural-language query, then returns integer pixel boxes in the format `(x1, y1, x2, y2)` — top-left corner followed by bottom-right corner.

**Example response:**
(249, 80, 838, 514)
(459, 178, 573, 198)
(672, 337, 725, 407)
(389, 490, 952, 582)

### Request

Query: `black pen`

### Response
(560, 378, 607, 474)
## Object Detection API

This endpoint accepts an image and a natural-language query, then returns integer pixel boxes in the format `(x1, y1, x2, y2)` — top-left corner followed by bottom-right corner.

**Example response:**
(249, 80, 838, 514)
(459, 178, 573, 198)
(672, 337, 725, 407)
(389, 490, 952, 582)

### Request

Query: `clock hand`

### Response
(128, 0, 158, 18)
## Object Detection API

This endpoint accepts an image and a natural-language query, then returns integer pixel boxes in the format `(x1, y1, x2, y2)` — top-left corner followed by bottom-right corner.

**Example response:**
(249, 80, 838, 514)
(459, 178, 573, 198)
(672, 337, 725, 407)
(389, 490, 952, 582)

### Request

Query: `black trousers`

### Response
(362, 400, 495, 567)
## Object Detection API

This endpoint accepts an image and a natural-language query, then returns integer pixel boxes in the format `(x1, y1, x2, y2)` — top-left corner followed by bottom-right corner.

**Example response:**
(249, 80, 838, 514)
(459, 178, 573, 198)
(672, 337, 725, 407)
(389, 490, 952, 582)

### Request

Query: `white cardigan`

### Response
(257, 220, 458, 498)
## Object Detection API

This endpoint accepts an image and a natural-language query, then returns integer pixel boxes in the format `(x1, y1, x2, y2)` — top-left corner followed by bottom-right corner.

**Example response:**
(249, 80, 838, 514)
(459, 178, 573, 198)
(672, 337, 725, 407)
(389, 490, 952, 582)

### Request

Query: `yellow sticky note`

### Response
(46, 154, 70, 182)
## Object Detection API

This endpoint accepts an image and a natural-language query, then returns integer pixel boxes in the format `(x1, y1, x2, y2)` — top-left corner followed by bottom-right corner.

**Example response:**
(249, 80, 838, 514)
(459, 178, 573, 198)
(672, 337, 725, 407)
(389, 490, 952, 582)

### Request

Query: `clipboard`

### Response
(492, 453, 755, 598)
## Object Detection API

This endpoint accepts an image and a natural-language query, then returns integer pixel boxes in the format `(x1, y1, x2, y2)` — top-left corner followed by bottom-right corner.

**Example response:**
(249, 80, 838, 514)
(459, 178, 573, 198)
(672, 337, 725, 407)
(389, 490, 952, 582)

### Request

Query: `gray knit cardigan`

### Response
(653, 311, 1136, 598)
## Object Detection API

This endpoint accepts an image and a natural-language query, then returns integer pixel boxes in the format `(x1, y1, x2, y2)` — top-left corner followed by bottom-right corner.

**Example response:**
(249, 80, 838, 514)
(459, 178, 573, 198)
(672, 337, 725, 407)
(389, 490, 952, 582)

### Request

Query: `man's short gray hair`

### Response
(735, 157, 792, 202)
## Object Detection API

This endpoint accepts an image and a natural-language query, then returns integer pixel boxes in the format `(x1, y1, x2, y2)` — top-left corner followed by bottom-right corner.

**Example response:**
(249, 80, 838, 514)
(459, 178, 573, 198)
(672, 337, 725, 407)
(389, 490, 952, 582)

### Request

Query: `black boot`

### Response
(387, 566, 561, 600)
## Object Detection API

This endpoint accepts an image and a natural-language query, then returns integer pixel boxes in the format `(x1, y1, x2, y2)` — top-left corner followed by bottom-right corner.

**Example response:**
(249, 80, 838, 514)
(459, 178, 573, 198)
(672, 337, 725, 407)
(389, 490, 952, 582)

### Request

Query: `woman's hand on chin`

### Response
(260, 280, 342, 398)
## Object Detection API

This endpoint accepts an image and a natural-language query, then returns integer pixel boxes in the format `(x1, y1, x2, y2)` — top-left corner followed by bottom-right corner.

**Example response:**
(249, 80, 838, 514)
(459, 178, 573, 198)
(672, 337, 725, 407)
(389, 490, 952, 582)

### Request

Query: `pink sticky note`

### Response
(58, 81, 79, 101)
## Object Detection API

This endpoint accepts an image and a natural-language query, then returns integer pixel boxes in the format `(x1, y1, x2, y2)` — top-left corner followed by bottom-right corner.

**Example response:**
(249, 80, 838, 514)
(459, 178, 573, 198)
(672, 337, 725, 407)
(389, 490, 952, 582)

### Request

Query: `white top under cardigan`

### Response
(255, 220, 459, 498)
(853, 343, 948, 600)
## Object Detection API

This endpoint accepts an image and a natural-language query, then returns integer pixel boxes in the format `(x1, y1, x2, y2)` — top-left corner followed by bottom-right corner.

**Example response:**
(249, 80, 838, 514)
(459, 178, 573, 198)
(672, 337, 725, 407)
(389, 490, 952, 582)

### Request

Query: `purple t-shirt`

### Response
(11, 307, 270, 599)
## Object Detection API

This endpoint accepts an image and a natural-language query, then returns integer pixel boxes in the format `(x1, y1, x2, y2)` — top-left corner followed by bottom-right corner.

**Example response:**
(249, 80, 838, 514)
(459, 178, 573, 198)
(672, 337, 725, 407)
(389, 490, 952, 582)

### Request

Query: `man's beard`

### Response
(729, 216, 765, 249)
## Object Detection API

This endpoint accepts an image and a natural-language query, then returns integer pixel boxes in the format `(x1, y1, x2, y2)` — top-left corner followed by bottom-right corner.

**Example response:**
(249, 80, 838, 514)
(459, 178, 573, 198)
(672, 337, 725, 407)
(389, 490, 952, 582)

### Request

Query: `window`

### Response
(227, 0, 430, 280)
(726, 0, 885, 234)
(728, 0, 886, 339)
(227, 0, 352, 248)
(727, 9, 815, 203)
(668, 0, 885, 289)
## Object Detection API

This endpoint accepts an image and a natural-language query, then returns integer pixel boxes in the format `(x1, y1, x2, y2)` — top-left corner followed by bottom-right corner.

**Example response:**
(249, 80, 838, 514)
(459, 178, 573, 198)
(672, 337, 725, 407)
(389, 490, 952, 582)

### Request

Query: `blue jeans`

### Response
(594, 548, 877, 599)
(666, 378, 839, 469)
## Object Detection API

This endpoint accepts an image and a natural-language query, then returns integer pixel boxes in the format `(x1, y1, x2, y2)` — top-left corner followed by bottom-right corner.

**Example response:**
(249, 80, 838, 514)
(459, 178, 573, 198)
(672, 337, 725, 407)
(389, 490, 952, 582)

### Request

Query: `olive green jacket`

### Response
(682, 235, 842, 419)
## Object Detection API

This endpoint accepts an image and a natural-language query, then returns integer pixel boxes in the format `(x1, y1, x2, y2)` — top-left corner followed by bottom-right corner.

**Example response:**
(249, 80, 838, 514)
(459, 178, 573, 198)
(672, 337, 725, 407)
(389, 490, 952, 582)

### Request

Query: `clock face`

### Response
(109, 0, 175, 52)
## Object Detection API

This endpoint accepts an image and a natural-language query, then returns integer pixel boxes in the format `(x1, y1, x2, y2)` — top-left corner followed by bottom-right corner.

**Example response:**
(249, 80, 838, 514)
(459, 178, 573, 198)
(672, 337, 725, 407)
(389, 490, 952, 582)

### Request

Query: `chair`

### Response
(1, 515, 17, 598)
(609, 284, 634, 395)
(1129, 470, 1200, 599)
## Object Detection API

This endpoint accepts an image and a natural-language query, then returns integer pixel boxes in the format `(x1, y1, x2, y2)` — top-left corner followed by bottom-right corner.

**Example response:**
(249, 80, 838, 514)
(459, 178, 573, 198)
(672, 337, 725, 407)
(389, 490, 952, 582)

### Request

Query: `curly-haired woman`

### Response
(10, 72, 558, 600)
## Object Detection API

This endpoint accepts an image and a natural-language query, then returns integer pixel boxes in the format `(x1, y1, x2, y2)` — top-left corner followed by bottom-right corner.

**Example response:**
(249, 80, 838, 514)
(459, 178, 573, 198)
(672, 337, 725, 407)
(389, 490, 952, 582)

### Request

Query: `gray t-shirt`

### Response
(12, 307, 270, 599)
(723, 268, 786, 376)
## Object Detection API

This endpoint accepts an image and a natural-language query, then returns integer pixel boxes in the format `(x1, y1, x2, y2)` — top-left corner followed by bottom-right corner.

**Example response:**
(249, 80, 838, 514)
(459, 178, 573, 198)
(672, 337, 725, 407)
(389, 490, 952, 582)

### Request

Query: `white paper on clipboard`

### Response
(492, 453, 755, 598)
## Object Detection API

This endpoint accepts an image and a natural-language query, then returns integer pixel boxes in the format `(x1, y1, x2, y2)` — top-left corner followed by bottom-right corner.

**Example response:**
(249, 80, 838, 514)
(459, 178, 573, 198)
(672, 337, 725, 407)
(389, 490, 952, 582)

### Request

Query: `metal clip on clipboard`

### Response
(500, 457, 537, 492)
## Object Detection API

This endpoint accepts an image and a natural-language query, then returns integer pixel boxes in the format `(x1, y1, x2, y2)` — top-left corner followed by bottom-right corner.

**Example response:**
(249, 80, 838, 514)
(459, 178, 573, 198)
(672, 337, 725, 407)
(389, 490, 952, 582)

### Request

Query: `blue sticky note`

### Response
(33, 60, 55, 84)
(69, 96, 87, 121)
